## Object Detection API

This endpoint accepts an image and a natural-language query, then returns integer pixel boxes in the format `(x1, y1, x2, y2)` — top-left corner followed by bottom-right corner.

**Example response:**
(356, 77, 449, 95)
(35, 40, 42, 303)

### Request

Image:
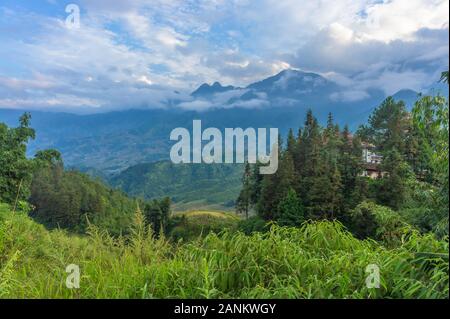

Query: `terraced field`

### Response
(173, 210, 241, 220)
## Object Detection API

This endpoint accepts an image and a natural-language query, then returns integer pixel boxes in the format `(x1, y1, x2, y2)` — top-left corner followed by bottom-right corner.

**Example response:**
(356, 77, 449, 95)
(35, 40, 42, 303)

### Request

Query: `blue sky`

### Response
(0, 0, 448, 111)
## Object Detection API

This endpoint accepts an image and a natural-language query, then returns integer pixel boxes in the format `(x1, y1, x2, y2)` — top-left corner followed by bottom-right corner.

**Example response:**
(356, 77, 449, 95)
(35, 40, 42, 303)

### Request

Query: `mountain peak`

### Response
(392, 89, 420, 109)
(276, 68, 322, 79)
(392, 89, 418, 97)
(191, 82, 237, 97)
(246, 68, 328, 92)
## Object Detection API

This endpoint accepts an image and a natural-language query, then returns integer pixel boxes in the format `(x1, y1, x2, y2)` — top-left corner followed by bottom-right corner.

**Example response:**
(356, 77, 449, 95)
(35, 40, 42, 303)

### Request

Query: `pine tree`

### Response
(339, 126, 366, 212)
(286, 128, 297, 158)
(321, 113, 343, 219)
(159, 197, 171, 228)
(257, 135, 297, 220)
(236, 162, 252, 219)
(367, 97, 411, 154)
(293, 128, 303, 172)
(276, 151, 297, 200)
(299, 110, 322, 205)
(377, 149, 412, 210)
(358, 97, 417, 210)
(256, 173, 277, 220)
(327, 162, 343, 219)
(144, 199, 170, 237)
(277, 188, 305, 227)
(299, 111, 339, 219)
(250, 162, 264, 206)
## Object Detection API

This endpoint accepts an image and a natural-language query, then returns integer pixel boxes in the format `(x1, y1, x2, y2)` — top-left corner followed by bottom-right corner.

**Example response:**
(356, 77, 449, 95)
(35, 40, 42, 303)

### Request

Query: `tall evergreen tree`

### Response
(366, 97, 411, 154)
(299, 110, 322, 206)
(339, 126, 366, 213)
(286, 128, 297, 158)
(277, 188, 305, 227)
(377, 149, 412, 210)
(256, 132, 297, 220)
(236, 162, 252, 219)
(144, 198, 171, 237)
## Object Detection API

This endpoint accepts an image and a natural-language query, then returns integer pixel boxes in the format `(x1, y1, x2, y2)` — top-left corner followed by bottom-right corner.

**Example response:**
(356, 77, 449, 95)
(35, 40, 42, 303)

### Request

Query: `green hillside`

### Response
(109, 161, 244, 211)
(29, 165, 139, 235)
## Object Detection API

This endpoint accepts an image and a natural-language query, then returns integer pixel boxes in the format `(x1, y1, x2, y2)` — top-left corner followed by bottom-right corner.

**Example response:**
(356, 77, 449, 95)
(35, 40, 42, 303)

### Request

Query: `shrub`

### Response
(348, 201, 412, 245)
(168, 211, 239, 242)
(276, 188, 305, 227)
(238, 216, 268, 235)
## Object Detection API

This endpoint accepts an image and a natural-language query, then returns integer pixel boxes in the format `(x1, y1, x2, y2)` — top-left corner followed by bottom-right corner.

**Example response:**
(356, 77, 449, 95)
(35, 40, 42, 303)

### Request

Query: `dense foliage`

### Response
(0, 115, 172, 236)
(168, 211, 239, 241)
(0, 113, 35, 205)
(0, 204, 447, 298)
(236, 90, 449, 239)
(236, 111, 368, 223)
(30, 165, 138, 235)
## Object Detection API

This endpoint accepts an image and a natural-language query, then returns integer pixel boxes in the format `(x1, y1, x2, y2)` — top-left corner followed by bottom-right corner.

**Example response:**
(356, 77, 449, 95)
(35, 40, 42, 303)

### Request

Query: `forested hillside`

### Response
(236, 90, 449, 239)
(30, 165, 138, 234)
(110, 161, 243, 211)
(0, 114, 170, 236)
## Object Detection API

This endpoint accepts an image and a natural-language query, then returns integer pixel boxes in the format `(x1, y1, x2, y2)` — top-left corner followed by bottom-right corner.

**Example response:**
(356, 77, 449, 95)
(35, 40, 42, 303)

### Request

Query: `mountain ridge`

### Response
(1, 69, 442, 175)
(191, 82, 239, 97)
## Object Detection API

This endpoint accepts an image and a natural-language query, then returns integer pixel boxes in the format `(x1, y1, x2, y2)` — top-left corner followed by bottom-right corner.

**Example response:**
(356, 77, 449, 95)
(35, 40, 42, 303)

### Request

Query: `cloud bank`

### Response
(0, 0, 448, 111)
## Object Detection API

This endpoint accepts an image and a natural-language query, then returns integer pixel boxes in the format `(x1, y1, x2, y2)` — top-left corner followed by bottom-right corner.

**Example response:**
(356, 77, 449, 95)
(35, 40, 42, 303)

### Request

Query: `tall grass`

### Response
(0, 203, 448, 299)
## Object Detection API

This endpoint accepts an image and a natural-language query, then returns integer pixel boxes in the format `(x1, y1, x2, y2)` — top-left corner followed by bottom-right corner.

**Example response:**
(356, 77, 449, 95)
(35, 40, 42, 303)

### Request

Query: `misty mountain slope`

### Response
(247, 69, 338, 99)
(1, 69, 435, 174)
(191, 82, 239, 97)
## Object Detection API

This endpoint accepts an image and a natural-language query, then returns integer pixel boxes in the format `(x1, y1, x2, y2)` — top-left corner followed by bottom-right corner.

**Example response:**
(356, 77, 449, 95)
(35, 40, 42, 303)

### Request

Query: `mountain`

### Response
(0, 69, 434, 175)
(392, 89, 420, 108)
(187, 69, 419, 123)
(109, 160, 244, 211)
(247, 69, 337, 97)
(191, 82, 238, 97)
(192, 69, 343, 109)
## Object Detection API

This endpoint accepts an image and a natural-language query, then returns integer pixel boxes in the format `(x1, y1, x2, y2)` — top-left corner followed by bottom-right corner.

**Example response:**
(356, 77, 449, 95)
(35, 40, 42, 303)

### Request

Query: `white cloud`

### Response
(360, 0, 449, 42)
(330, 90, 370, 102)
(0, 0, 447, 111)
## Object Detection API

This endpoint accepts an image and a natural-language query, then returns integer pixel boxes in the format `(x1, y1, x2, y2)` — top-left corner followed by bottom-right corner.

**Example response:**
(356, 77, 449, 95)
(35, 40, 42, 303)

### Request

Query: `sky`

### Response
(0, 0, 448, 112)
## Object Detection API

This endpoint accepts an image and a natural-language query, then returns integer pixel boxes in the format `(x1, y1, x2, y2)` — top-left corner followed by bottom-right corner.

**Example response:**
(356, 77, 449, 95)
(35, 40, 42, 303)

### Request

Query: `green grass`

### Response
(0, 203, 448, 299)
